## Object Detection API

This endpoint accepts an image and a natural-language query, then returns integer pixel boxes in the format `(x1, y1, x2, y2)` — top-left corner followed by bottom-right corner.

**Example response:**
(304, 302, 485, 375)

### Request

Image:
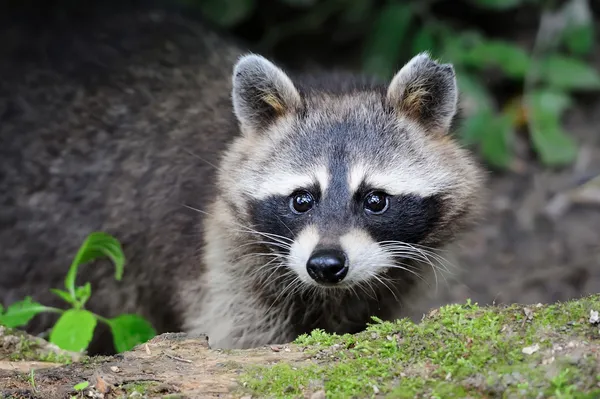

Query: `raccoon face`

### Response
(220, 52, 483, 289)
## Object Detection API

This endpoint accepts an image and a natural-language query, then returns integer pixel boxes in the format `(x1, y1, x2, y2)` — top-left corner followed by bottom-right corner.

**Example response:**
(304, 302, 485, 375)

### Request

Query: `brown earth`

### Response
(0, 328, 311, 399)
(1, 298, 600, 399)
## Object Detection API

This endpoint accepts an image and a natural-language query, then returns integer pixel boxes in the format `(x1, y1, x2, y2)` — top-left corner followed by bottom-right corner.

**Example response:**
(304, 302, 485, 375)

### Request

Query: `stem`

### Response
(42, 306, 65, 314)
(94, 313, 111, 325)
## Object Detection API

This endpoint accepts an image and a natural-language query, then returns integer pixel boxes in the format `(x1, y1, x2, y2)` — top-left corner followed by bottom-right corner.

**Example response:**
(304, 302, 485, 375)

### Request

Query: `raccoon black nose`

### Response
(306, 249, 348, 284)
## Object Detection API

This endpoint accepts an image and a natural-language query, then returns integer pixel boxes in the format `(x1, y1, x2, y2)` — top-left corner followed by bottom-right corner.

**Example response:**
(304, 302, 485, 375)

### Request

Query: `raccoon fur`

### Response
(0, 6, 484, 354)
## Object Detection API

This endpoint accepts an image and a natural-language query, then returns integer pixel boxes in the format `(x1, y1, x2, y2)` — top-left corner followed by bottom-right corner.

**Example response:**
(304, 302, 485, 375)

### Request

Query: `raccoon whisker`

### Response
(239, 253, 288, 270)
(237, 238, 292, 248)
(182, 205, 294, 246)
(393, 254, 440, 290)
(180, 147, 227, 174)
(380, 245, 442, 265)
(233, 224, 295, 243)
(232, 229, 294, 247)
(288, 278, 308, 301)
(237, 240, 292, 252)
(382, 246, 453, 281)
(351, 279, 377, 302)
(251, 261, 293, 293)
(379, 240, 452, 253)
(238, 252, 288, 260)
(381, 253, 450, 292)
(248, 257, 288, 281)
(256, 265, 293, 294)
(384, 251, 448, 276)
(370, 273, 400, 303)
(393, 249, 453, 286)
(275, 215, 295, 238)
(379, 241, 456, 273)
(346, 283, 360, 300)
(265, 276, 304, 315)
(371, 262, 428, 285)
(251, 252, 303, 294)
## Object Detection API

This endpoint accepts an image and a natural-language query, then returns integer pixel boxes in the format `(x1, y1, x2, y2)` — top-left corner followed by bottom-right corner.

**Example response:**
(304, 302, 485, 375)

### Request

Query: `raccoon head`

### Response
(218, 52, 483, 290)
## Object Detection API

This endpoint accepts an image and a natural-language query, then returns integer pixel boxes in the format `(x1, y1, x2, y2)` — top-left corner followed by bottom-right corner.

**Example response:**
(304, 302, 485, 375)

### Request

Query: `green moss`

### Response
(239, 295, 600, 398)
(2, 328, 72, 364)
(121, 381, 162, 395)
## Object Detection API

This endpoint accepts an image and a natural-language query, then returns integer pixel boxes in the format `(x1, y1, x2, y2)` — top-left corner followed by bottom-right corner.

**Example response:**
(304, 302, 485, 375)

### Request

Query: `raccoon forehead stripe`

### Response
(348, 163, 450, 197)
(253, 165, 330, 199)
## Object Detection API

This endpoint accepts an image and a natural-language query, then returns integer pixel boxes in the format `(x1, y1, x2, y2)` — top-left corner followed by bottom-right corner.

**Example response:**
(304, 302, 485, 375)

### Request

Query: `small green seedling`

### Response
(0, 232, 156, 354)
(71, 380, 90, 398)
(28, 369, 37, 393)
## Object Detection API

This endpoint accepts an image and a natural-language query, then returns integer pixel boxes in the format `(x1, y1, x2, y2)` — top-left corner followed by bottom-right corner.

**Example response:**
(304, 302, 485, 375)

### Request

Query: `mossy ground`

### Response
(2, 296, 599, 398)
(0, 326, 76, 364)
(239, 294, 600, 398)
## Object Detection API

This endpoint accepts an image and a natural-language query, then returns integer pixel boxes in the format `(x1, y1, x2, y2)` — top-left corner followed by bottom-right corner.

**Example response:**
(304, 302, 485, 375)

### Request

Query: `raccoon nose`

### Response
(306, 249, 349, 284)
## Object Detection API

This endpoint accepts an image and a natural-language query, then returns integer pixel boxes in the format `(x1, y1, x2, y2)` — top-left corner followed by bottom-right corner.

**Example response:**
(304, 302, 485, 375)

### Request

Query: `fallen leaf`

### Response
(95, 375, 110, 394)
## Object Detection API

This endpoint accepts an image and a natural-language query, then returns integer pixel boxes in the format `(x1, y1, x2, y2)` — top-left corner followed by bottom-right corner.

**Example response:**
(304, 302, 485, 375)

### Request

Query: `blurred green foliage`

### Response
(193, 0, 599, 170)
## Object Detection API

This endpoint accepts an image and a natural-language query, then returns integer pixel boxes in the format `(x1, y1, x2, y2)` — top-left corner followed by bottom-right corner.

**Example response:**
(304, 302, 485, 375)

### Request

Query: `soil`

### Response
(2, 297, 600, 398)
(0, 328, 311, 398)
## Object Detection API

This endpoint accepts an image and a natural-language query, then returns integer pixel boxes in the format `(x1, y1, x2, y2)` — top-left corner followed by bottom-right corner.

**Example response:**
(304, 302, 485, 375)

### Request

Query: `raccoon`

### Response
(0, 7, 483, 353)
(179, 53, 484, 349)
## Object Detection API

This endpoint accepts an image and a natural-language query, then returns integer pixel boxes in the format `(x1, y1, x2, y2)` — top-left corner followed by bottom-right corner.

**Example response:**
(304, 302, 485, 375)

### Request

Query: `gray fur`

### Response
(0, 7, 484, 353)
(232, 54, 302, 132)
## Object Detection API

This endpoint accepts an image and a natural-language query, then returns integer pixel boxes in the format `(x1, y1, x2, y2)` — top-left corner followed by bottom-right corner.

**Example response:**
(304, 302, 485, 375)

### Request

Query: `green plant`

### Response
(28, 369, 38, 394)
(191, 0, 599, 170)
(0, 232, 156, 353)
(70, 380, 90, 399)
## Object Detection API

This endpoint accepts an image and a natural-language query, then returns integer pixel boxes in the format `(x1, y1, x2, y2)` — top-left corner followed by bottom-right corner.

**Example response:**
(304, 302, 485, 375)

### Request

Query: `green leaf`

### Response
(462, 40, 531, 79)
(50, 289, 75, 305)
(460, 109, 494, 146)
(412, 27, 437, 56)
(75, 283, 92, 308)
(457, 72, 495, 116)
(440, 30, 483, 63)
(65, 232, 125, 300)
(481, 114, 514, 169)
(341, 0, 372, 23)
(468, 0, 524, 10)
(537, 55, 600, 91)
(527, 91, 578, 166)
(73, 381, 89, 391)
(196, 0, 255, 27)
(49, 309, 97, 352)
(563, 23, 594, 56)
(527, 89, 573, 116)
(108, 314, 157, 353)
(560, 0, 594, 56)
(278, 0, 317, 6)
(362, 3, 414, 78)
(0, 297, 49, 328)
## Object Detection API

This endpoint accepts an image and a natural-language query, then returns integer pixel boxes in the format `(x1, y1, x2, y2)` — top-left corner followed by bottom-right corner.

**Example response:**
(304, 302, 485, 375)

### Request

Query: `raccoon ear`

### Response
(232, 54, 302, 132)
(386, 52, 458, 134)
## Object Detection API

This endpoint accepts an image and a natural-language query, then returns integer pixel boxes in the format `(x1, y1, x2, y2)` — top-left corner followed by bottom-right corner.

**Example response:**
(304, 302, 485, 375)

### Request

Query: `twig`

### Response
(164, 352, 193, 364)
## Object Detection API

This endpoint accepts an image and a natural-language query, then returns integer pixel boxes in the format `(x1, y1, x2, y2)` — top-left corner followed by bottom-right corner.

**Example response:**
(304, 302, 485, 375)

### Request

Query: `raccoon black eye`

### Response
(290, 190, 315, 214)
(364, 191, 389, 214)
